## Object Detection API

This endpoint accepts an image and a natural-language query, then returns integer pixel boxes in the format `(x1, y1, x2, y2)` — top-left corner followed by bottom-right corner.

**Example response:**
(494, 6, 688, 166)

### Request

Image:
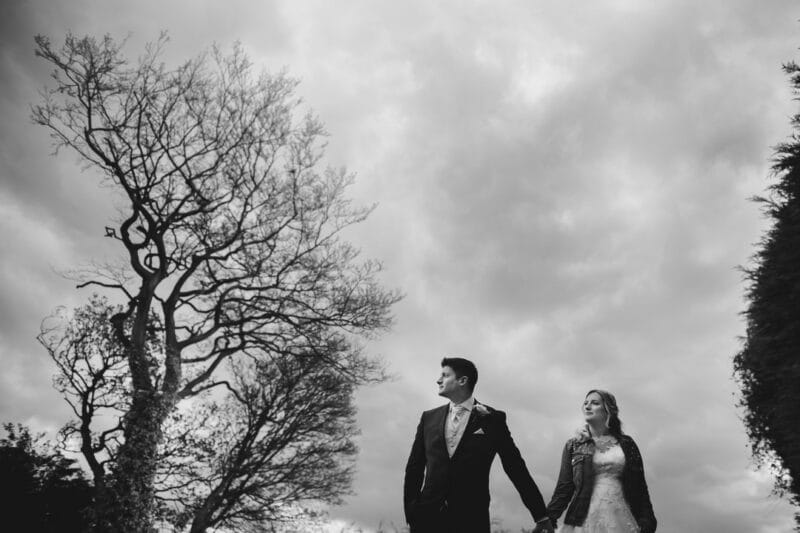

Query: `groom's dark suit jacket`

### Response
(403, 402, 547, 532)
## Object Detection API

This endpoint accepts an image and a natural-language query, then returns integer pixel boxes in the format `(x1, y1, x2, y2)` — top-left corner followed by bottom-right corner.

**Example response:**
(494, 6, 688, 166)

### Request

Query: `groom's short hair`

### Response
(441, 357, 478, 392)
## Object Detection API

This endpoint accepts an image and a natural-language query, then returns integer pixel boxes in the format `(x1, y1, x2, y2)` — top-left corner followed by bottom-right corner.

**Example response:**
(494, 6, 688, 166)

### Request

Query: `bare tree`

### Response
(39, 295, 161, 494)
(33, 33, 399, 532)
(40, 297, 382, 532)
(160, 349, 373, 533)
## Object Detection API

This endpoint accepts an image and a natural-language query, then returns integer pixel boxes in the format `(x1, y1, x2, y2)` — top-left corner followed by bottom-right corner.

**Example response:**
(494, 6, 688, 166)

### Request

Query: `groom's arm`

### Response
(403, 413, 426, 524)
(495, 411, 549, 522)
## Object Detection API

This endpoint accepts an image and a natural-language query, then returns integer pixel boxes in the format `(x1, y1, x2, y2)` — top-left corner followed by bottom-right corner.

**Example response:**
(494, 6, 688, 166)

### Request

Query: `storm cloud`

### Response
(1, 1, 798, 531)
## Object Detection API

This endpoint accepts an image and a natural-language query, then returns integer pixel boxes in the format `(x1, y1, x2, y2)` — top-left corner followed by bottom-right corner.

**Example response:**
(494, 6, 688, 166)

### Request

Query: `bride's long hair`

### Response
(586, 389, 624, 440)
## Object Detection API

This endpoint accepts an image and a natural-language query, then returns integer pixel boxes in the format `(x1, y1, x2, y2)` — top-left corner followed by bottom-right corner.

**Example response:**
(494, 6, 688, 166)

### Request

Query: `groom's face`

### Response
(437, 365, 467, 399)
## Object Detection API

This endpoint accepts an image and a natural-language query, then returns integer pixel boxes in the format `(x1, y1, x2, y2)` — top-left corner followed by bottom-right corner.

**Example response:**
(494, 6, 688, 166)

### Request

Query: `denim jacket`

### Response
(546, 434, 657, 533)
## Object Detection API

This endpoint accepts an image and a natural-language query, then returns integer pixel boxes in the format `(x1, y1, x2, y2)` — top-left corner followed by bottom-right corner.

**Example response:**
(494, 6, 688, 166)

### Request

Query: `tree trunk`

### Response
(188, 480, 230, 533)
(188, 504, 212, 533)
(95, 390, 173, 533)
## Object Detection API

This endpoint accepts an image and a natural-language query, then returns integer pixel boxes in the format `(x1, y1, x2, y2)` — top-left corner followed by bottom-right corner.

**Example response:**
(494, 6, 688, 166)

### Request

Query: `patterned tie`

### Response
(448, 405, 468, 454)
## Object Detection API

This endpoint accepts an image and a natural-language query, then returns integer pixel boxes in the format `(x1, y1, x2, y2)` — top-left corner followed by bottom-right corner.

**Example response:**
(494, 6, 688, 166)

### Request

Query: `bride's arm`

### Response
(626, 437, 657, 533)
(545, 439, 577, 527)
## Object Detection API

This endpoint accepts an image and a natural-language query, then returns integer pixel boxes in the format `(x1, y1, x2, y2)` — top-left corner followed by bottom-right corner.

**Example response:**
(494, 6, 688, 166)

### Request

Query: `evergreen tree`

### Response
(735, 61, 800, 526)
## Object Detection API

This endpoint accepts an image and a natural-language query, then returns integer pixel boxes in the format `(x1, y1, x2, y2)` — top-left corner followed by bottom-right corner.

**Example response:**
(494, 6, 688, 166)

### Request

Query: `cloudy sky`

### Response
(1, 1, 799, 531)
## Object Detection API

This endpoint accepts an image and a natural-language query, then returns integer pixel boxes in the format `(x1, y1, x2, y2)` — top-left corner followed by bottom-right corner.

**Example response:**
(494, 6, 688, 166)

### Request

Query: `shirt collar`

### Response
(450, 396, 475, 412)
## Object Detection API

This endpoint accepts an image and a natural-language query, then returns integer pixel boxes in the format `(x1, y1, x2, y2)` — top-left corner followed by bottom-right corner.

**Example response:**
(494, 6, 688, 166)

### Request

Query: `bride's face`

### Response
(582, 392, 607, 423)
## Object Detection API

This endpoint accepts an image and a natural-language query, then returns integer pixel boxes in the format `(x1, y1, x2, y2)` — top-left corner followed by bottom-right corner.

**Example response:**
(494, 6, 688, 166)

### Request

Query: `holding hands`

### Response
(532, 517, 555, 533)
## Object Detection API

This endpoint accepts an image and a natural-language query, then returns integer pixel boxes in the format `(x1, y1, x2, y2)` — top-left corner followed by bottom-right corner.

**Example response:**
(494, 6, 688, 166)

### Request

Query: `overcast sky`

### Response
(1, 1, 799, 532)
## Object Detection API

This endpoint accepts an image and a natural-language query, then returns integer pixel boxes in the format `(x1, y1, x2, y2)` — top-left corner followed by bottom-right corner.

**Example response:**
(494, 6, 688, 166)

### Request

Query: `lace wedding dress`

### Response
(560, 437, 640, 533)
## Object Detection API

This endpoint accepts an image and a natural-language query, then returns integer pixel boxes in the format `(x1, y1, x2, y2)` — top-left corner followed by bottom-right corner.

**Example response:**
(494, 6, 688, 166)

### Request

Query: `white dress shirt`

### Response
(445, 396, 475, 456)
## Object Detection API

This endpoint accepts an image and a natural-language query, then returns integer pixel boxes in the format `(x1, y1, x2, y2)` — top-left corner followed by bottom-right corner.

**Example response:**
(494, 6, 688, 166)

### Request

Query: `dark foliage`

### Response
(0, 423, 94, 532)
(735, 61, 800, 526)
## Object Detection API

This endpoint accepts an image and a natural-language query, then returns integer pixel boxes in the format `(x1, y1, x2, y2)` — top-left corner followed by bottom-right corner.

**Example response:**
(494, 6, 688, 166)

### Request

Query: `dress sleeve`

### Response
(546, 439, 576, 526)
(627, 438, 657, 533)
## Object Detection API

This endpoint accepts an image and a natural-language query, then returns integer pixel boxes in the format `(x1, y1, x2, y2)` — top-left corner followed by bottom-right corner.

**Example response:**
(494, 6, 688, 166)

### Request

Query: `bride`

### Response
(545, 390, 657, 533)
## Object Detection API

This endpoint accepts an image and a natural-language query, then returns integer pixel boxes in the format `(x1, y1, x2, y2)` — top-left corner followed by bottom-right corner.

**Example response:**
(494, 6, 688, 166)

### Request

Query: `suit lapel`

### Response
(434, 404, 449, 456)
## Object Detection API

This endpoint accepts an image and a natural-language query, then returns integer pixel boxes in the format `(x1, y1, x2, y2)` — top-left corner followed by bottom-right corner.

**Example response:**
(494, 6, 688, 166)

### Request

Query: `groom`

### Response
(403, 357, 555, 533)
